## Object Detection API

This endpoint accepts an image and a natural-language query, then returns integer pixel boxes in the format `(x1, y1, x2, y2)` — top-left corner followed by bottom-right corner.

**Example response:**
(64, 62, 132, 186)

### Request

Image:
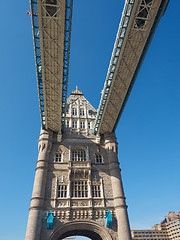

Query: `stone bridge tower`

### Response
(25, 88, 131, 240)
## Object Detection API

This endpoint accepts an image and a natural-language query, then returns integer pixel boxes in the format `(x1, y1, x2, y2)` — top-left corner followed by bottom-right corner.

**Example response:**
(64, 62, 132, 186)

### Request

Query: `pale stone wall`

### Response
(25, 92, 131, 240)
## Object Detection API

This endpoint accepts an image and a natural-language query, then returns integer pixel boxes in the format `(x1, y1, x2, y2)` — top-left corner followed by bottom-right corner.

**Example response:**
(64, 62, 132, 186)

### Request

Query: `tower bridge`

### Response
(26, 0, 170, 239)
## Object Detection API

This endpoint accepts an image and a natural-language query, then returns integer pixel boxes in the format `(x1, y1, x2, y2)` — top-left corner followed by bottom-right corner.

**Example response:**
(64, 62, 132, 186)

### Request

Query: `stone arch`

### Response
(72, 145, 87, 152)
(50, 220, 113, 240)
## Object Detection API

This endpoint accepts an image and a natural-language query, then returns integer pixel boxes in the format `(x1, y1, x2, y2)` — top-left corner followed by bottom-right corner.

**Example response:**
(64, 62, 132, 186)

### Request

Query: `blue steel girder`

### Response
(62, 1, 73, 130)
(30, 0, 73, 132)
(30, 1, 45, 127)
(93, 0, 169, 135)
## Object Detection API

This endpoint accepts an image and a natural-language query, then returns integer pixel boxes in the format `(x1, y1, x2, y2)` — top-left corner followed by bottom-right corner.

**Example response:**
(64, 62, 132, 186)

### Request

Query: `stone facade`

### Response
(25, 90, 131, 240)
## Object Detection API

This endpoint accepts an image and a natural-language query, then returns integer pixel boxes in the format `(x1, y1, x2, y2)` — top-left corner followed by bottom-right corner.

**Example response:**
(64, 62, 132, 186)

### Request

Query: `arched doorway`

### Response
(59, 230, 102, 240)
(50, 221, 113, 240)
(64, 237, 90, 240)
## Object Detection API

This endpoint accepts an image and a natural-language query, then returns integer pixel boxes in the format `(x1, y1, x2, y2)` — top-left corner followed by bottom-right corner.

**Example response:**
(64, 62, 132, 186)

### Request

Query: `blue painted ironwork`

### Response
(94, 0, 170, 135)
(61, 0, 73, 131)
(113, 0, 170, 132)
(47, 211, 54, 230)
(105, 209, 113, 228)
(30, 0, 45, 129)
(93, 0, 135, 135)
(30, 0, 73, 131)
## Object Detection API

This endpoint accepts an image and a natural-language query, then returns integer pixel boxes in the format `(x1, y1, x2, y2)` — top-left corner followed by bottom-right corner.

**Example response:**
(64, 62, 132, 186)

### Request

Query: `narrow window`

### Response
(88, 122, 91, 129)
(66, 120, 69, 128)
(80, 108, 84, 116)
(55, 152, 62, 162)
(92, 184, 101, 197)
(72, 108, 77, 116)
(95, 153, 103, 163)
(80, 121, 85, 129)
(72, 121, 77, 129)
(58, 185, 67, 198)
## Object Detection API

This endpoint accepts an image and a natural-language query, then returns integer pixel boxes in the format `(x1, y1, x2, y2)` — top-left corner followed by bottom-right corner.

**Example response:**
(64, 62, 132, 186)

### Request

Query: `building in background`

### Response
(131, 211, 180, 240)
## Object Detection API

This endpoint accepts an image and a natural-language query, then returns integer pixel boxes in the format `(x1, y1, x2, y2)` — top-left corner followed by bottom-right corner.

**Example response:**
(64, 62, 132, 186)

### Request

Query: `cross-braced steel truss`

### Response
(94, 0, 169, 135)
(30, 0, 73, 132)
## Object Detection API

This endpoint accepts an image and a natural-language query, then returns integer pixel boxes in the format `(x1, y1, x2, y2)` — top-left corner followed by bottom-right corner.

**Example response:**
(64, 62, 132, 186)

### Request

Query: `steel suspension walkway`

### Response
(30, 0, 169, 135)
(30, 0, 73, 132)
(94, 0, 169, 135)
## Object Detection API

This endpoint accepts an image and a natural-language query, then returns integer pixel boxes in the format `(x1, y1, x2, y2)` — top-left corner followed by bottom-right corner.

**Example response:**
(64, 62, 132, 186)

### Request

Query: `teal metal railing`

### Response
(30, 0, 45, 128)
(93, 0, 135, 134)
(113, 0, 170, 132)
(93, 0, 169, 135)
(61, 0, 73, 130)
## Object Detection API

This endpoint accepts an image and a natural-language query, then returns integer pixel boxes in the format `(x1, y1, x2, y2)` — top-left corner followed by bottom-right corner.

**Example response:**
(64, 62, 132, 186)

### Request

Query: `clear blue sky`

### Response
(0, 0, 179, 239)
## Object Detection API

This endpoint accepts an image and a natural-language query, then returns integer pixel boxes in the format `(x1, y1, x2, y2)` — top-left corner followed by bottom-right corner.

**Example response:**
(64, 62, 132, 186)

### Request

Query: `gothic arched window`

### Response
(80, 108, 84, 116)
(72, 148, 86, 161)
(72, 107, 77, 116)
(80, 121, 85, 129)
(95, 153, 103, 164)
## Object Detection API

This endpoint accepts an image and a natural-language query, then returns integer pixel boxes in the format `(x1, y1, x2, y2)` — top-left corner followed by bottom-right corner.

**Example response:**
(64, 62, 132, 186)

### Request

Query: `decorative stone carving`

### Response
(72, 202, 78, 207)
(80, 211, 84, 219)
(89, 210, 93, 219)
(71, 169, 89, 179)
(93, 200, 102, 207)
(84, 210, 88, 219)
(61, 211, 65, 219)
(81, 201, 88, 206)
(57, 133, 62, 142)
(72, 211, 76, 219)
(93, 175, 98, 182)
(58, 201, 67, 207)
(72, 162, 88, 168)
(60, 176, 64, 183)
(38, 142, 48, 153)
(57, 211, 61, 217)
(54, 207, 114, 223)
(66, 211, 70, 220)
(99, 210, 104, 218)
(72, 200, 88, 207)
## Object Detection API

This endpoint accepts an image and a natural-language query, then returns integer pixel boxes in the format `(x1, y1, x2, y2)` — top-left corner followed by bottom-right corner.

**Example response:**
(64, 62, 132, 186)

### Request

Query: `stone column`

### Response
(104, 132, 131, 240)
(25, 129, 52, 240)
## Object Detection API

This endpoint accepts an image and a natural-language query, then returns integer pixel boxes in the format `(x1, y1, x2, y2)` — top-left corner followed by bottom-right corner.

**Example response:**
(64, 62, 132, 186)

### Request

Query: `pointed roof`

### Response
(67, 88, 97, 114)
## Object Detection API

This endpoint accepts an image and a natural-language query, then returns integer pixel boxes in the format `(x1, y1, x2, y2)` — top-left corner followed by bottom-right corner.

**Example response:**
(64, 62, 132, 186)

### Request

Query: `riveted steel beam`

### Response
(30, 0, 73, 132)
(94, 0, 169, 135)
